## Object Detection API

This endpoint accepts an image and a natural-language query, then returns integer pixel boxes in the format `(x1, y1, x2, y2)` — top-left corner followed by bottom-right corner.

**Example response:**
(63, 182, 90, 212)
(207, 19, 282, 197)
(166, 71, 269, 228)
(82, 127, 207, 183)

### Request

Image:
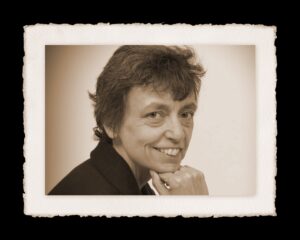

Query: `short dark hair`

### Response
(89, 45, 206, 143)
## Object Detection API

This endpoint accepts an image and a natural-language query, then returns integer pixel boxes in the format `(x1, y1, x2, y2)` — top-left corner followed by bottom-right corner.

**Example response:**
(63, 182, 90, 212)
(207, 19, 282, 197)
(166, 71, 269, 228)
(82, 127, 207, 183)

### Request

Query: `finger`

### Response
(173, 165, 189, 175)
(150, 170, 169, 195)
(174, 166, 184, 174)
(197, 171, 209, 195)
(179, 165, 199, 177)
(173, 165, 191, 177)
(178, 166, 209, 195)
(202, 181, 209, 195)
(158, 172, 181, 189)
(178, 165, 189, 171)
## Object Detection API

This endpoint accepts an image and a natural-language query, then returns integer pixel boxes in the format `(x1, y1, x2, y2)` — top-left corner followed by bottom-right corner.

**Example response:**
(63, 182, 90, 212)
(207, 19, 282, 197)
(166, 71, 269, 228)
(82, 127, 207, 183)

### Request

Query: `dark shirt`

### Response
(49, 141, 155, 195)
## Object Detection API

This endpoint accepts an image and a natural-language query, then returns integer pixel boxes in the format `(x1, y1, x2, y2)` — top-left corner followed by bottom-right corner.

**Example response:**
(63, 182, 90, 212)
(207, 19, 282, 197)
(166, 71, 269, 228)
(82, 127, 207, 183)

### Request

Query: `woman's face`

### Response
(110, 86, 197, 174)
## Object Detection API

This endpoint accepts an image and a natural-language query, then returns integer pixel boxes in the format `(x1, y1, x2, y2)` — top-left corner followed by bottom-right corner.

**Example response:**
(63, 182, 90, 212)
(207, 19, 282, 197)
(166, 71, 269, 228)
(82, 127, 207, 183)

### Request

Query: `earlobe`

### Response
(103, 125, 115, 139)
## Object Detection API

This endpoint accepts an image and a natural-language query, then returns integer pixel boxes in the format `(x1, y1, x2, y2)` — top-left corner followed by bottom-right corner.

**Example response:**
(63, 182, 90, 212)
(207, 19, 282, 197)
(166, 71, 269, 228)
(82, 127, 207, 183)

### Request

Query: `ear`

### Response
(103, 125, 116, 139)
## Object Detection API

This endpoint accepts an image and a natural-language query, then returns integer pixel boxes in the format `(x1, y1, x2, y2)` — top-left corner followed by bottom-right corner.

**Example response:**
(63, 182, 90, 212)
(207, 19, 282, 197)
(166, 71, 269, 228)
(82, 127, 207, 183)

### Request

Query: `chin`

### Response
(156, 164, 181, 174)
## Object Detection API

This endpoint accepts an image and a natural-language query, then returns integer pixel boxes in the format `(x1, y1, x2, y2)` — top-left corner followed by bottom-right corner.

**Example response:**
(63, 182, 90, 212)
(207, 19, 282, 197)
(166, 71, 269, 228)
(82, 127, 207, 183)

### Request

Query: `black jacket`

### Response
(48, 141, 155, 195)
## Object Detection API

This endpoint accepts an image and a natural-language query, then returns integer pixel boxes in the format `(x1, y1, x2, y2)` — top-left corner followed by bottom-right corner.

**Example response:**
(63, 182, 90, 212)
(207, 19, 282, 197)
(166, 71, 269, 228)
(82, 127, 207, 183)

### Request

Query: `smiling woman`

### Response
(108, 87, 197, 186)
(48, 45, 208, 195)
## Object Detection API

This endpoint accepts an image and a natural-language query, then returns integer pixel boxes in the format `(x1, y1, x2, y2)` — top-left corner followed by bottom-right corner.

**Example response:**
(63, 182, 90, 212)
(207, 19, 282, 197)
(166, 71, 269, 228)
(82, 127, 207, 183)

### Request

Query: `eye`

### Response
(180, 111, 194, 119)
(145, 111, 165, 126)
(146, 112, 162, 119)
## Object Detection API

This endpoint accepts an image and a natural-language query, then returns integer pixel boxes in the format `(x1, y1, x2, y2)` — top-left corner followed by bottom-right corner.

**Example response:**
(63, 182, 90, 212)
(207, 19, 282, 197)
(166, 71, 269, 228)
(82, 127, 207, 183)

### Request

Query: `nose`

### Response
(164, 116, 184, 142)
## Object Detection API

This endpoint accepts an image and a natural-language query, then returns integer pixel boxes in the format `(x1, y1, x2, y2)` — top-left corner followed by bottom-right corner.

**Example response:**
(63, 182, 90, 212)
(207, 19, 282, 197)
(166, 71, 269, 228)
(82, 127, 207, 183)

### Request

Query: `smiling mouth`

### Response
(153, 147, 181, 157)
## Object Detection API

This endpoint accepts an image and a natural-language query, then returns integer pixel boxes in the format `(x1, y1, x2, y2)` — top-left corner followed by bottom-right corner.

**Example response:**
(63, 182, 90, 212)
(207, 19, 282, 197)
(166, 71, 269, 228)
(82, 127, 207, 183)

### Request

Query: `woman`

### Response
(49, 45, 209, 195)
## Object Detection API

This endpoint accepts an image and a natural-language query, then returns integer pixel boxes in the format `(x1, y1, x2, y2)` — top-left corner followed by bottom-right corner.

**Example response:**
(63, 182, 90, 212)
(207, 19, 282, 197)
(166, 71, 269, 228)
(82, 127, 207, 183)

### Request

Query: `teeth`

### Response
(156, 148, 180, 156)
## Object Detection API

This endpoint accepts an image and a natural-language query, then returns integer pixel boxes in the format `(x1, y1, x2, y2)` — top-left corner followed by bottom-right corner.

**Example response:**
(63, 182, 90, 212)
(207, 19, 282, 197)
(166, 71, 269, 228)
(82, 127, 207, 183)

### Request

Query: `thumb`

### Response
(150, 170, 169, 195)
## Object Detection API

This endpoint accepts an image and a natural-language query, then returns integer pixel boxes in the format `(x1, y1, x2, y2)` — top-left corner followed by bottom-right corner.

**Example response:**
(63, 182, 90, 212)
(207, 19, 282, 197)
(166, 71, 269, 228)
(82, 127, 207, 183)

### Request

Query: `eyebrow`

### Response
(143, 102, 198, 112)
(180, 103, 198, 111)
(143, 103, 170, 111)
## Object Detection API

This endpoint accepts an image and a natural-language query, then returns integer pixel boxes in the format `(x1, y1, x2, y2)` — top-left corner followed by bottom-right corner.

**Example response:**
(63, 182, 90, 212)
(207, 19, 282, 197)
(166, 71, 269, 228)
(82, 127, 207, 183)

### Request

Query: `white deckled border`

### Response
(23, 24, 277, 217)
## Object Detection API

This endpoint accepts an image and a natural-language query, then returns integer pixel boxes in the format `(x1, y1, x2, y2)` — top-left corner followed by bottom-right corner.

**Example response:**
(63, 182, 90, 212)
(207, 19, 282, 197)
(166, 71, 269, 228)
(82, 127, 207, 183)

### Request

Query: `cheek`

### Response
(183, 122, 193, 136)
(131, 125, 165, 143)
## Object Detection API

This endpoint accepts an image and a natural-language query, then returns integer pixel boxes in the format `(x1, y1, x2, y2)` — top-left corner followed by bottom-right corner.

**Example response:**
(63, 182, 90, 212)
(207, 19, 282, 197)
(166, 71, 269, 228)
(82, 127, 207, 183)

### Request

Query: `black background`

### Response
(6, 2, 296, 236)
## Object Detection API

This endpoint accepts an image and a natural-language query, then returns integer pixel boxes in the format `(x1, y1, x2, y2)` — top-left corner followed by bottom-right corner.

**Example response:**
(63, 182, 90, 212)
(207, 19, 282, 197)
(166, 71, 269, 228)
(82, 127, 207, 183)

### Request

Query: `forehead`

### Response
(125, 86, 197, 110)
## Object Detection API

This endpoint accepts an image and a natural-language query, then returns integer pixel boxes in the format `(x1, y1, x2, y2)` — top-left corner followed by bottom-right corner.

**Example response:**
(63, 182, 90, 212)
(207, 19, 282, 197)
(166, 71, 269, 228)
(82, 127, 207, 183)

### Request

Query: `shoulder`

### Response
(48, 159, 120, 195)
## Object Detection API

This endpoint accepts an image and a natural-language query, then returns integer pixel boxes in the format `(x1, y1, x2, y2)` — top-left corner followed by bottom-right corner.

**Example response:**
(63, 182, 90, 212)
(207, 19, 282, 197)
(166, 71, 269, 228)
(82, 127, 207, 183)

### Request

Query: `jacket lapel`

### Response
(90, 141, 142, 195)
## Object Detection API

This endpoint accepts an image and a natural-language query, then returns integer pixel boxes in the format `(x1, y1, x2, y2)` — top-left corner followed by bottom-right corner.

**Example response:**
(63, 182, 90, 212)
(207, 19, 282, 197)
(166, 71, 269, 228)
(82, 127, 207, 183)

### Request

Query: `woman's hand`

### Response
(150, 166, 209, 195)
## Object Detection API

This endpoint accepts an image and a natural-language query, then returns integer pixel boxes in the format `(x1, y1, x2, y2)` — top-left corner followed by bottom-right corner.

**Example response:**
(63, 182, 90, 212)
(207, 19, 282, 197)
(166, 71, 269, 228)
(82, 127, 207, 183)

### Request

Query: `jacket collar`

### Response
(90, 140, 147, 195)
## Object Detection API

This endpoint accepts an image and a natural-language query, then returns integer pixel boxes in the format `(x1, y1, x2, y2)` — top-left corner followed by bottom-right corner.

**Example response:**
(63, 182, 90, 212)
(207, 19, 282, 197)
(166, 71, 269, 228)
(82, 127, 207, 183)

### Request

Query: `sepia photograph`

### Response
(45, 44, 255, 197)
(24, 24, 276, 216)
